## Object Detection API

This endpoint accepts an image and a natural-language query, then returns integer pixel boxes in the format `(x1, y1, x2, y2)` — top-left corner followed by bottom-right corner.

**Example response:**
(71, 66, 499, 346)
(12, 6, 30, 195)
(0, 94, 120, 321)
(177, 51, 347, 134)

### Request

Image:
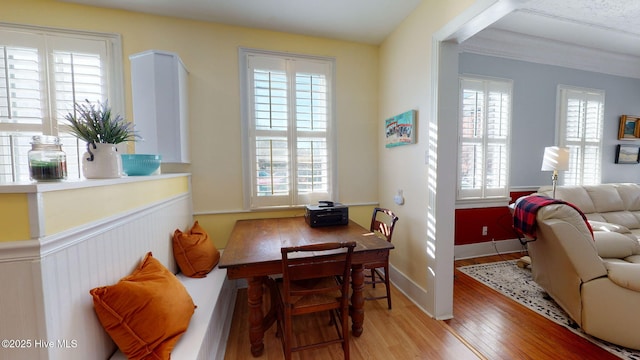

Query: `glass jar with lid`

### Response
(28, 135, 67, 181)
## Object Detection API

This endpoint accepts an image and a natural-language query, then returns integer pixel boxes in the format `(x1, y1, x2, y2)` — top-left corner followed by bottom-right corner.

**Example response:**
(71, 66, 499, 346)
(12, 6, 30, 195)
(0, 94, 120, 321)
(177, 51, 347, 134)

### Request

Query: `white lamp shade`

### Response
(541, 146, 569, 171)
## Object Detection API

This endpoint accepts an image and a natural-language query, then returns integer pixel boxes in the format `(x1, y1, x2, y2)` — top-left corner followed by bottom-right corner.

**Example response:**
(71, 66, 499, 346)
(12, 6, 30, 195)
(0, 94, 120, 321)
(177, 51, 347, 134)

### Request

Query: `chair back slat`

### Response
(365, 207, 398, 310)
(370, 207, 399, 242)
(288, 260, 347, 281)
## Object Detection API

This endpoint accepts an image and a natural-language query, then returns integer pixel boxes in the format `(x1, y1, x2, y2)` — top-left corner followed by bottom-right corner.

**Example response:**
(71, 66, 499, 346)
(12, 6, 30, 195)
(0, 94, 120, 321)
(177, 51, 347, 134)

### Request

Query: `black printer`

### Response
(304, 201, 349, 227)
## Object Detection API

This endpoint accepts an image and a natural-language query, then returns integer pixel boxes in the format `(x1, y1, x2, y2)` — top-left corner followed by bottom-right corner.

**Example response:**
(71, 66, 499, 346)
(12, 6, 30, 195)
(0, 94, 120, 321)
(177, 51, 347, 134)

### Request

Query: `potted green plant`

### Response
(64, 99, 139, 179)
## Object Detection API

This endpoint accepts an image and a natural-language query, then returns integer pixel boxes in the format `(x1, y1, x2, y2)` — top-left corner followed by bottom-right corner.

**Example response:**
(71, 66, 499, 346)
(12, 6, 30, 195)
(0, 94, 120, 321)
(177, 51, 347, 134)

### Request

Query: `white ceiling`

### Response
(60, 0, 640, 57)
(491, 0, 640, 58)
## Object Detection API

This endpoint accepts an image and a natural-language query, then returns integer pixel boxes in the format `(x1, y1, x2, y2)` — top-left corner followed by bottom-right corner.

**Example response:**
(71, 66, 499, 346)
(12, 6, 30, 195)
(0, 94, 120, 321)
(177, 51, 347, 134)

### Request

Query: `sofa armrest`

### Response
(605, 262, 640, 292)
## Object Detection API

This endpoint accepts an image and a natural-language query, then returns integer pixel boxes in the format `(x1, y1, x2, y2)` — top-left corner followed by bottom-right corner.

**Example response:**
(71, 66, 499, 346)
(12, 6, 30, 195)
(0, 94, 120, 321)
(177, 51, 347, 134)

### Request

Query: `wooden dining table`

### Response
(218, 216, 394, 357)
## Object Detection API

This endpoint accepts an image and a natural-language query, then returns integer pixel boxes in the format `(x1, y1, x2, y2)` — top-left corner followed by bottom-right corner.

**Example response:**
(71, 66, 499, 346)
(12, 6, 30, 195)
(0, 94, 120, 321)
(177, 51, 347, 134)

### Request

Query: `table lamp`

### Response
(541, 146, 569, 198)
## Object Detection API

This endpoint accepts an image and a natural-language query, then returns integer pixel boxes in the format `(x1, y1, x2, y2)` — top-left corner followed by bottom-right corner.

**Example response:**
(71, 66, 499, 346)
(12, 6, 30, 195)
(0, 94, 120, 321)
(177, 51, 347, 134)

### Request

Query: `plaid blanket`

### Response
(513, 195, 593, 239)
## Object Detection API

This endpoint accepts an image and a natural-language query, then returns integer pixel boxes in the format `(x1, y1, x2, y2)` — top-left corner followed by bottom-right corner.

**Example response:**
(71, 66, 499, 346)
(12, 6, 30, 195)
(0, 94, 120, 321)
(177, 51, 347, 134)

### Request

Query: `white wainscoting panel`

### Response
(0, 260, 48, 360)
(0, 193, 192, 360)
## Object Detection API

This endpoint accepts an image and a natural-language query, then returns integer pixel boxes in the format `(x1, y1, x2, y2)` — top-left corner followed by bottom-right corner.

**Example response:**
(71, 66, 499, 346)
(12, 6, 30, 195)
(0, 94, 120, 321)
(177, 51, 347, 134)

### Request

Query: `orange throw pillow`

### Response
(90, 252, 195, 360)
(173, 220, 220, 278)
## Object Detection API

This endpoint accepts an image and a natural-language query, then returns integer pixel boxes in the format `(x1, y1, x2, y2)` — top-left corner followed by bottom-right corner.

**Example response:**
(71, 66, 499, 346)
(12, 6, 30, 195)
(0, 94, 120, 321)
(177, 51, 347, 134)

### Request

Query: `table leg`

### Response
(248, 276, 266, 357)
(263, 277, 278, 331)
(350, 264, 365, 337)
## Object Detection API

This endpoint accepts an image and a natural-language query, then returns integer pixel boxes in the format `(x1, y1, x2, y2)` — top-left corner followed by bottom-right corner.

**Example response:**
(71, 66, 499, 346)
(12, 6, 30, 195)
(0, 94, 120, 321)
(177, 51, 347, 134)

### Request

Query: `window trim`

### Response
(456, 75, 513, 204)
(238, 47, 337, 210)
(0, 22, 125, 118)
(0, 22, 125, 182)
(555, 84, 604, 186)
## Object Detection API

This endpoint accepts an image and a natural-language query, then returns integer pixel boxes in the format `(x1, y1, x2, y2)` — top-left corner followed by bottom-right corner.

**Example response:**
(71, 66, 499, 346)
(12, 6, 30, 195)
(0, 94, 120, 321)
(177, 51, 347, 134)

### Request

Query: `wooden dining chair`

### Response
(276, 241, 356, 360)
(365, 207, 399, 309)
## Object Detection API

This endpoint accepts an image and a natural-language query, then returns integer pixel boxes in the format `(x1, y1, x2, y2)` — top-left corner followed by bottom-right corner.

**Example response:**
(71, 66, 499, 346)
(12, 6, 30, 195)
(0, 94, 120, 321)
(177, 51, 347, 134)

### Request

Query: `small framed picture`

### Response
(385, 110, 416, 148)
(615, 144, 640, 164)
(618, 115, 640, 140)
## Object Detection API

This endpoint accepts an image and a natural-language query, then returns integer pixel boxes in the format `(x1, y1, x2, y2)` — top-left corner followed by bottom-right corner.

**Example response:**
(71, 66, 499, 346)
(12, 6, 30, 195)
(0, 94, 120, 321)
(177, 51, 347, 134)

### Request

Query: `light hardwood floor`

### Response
(224, 253, 621, 359)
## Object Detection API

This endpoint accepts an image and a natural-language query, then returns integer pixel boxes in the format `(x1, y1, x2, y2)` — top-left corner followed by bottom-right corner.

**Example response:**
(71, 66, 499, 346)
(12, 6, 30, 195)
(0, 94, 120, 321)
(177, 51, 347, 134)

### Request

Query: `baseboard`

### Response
(388, 263, 434, 318)
(454, 238, 526, 260)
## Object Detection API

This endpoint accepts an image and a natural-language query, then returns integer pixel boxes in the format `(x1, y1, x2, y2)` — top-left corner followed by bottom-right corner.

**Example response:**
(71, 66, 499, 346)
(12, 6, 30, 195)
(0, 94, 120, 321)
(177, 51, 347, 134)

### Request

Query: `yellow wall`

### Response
(197, 205, 375, 249)
(378, 0, 475, 314)
(0, 176, 190, 241)
(43, 177, 189, 235)
(0, 194, 30, 241)
(2, 0, 380, 247)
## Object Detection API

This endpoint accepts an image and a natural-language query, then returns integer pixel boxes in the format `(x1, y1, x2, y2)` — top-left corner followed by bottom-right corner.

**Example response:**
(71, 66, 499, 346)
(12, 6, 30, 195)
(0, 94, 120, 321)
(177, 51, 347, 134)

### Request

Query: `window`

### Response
(457, 76, 512, 201)
(240, 49, 335, 209)
(0, 23, 123, 182)
(557, 86, 604, 186)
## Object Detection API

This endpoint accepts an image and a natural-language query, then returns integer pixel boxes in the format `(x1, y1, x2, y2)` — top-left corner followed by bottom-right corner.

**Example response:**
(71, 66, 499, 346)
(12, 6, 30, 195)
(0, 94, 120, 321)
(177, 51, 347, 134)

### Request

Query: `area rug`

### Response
(458, 260, 640, 360)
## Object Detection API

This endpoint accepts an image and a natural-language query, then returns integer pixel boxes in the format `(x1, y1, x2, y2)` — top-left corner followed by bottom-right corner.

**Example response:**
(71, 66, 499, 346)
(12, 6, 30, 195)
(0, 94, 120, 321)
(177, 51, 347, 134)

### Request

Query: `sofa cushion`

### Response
(601, 211, 640, 231)
(585, 184, 625, 213)
(589, 220, 630, 234)
(630, 228, 640, 240)
(594, 231, 640, 259)
(623, 254, 640, 264)
(541, 185, 596, 214)
(584, 213, 607, 223)
(617, 183, 640, 211)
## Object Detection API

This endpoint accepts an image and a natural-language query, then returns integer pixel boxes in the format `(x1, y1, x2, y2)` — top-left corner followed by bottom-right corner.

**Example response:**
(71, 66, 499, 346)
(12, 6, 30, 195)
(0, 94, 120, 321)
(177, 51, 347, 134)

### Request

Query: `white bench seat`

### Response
(110, 265, 236, 360)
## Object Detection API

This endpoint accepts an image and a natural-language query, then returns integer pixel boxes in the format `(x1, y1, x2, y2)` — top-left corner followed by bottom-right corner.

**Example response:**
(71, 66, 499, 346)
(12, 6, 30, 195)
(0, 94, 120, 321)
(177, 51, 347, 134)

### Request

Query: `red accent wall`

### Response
(454, 190, 535, 245)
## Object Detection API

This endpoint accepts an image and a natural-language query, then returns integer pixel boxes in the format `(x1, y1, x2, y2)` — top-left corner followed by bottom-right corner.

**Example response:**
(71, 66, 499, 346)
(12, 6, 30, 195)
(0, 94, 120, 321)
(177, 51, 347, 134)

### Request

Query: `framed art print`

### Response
(618, 115, 640, 140)
(385, 110, 416, 148)
(615, 144, 640, 164)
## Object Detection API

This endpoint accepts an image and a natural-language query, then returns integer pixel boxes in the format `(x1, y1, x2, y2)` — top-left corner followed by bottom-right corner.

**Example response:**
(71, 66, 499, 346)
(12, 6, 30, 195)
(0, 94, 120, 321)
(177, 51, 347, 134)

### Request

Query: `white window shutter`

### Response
(558, 86, 603, 186)
(458, 76, 512, 201)
(0, 25, 121, 183)
(242, 50, 334, 209)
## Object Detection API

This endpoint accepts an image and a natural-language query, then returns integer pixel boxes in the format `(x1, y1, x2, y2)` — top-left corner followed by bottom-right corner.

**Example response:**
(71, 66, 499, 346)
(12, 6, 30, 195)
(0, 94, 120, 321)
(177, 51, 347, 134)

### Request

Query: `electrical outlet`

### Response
(482, 226, 488, 236)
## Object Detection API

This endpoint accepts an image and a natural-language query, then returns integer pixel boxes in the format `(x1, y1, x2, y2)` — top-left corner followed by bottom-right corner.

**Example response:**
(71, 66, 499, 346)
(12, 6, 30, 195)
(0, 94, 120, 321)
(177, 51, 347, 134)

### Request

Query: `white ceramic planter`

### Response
(82, 143, 122, 179)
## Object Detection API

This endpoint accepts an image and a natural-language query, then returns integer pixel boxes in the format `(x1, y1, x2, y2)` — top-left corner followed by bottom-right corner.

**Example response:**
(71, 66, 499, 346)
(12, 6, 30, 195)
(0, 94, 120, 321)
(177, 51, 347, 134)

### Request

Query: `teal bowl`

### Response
(121, 154, 161, 176)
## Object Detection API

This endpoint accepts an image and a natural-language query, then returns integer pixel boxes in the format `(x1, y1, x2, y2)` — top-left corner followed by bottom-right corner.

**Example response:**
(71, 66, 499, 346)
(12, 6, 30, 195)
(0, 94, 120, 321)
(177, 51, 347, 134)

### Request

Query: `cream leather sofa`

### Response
(525, 183, 640, 350)
(537, 183, 640, 240)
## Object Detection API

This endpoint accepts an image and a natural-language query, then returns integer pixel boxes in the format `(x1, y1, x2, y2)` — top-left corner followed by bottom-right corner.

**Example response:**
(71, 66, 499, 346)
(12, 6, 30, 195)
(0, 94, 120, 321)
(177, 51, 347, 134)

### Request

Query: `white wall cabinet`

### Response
(130, 50, 190, 163)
